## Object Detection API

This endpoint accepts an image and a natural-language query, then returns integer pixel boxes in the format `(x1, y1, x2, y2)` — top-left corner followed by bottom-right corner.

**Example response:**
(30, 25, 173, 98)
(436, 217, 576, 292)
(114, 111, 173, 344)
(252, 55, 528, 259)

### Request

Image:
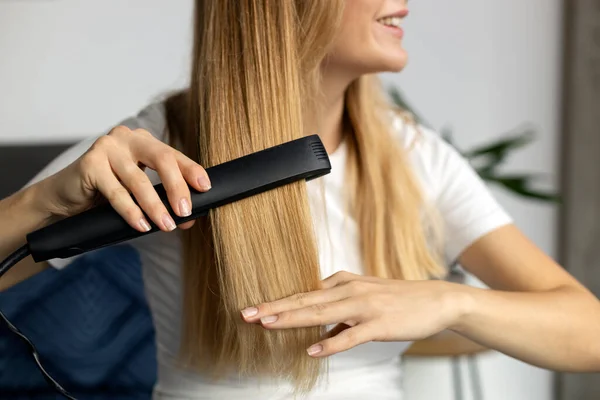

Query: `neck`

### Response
(315, 68, 357, 154)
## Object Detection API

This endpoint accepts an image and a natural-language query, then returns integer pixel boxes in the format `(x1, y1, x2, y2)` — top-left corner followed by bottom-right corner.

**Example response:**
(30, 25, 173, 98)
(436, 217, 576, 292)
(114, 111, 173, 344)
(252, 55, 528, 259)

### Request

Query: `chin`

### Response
(385, 56, 408, 72)
(368, 58, 408, 74)
(352, 40, 408, 72)
(326, 49, 408, 78)
(374, 51, 408, 73)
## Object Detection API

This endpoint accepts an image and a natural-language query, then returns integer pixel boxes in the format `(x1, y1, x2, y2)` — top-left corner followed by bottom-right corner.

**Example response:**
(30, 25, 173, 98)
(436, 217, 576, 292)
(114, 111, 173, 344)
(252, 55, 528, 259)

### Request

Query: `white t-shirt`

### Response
(26, 102, 512, 400)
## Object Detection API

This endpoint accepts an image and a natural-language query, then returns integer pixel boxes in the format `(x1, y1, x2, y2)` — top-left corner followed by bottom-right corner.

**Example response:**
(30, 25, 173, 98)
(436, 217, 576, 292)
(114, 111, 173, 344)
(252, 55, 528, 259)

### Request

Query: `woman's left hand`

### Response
(240, 271, 468, 357)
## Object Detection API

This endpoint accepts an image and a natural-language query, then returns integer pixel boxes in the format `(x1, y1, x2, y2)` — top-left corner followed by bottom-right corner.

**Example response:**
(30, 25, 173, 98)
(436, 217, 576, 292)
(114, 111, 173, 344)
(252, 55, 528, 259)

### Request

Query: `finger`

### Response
(321, 271, 380, 289)
(259, 300, 359, 329)
(321, 323, 351, 340)
(129, 133, 211, 194)
(107, 148, 176, 232)
(131, 137, 210, 218)
(128, 140, 191, 218)
(178, 220, 196, 230)
(175, 152, 212, 192)
(150, 151, 193, 219)
(307, 324, 372, 358)
(242, 285, 351, 323)
(93, 162, 152, 233)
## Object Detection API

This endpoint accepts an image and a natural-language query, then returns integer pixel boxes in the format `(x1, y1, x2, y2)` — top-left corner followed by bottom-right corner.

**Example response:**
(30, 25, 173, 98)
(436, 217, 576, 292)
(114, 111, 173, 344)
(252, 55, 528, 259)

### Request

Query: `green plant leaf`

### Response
(479, 173, 561, 202)
(463, 130, 537, 176)
(463, 129, 535, 159)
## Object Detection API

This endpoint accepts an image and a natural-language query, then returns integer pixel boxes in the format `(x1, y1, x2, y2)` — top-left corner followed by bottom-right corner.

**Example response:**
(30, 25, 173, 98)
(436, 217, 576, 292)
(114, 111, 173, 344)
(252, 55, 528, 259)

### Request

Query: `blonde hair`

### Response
(165, 0, 445, 391)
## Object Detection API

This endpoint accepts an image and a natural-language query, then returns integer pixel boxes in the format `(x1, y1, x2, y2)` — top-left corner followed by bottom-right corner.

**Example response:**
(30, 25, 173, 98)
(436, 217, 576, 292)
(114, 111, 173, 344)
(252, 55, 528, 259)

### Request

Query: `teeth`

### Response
(378, 17, 402, 29)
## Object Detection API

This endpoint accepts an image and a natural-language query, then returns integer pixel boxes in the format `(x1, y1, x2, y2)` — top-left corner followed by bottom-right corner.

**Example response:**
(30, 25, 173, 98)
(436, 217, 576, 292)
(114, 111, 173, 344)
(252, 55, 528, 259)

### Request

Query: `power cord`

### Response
(0, 244, 77, 400)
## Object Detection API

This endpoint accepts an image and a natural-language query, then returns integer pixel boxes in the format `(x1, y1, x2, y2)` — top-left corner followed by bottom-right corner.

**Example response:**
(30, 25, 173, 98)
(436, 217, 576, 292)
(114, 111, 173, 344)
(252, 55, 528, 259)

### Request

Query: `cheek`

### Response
(327, 29, 407, 74)
(325, 1, 408, 74)
(327, 19, 377, 67)
(330, 27, 372, 64)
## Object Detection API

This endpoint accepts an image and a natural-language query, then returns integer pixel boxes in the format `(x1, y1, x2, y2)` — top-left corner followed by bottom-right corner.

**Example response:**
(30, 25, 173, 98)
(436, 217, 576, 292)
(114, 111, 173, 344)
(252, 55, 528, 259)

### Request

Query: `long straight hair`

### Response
(165, 0, 445, 391)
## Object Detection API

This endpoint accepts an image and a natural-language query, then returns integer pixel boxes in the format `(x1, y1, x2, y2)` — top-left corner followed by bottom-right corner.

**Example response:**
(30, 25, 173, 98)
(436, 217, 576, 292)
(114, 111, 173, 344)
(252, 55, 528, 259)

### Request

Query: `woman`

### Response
(1, 0, 599, 399)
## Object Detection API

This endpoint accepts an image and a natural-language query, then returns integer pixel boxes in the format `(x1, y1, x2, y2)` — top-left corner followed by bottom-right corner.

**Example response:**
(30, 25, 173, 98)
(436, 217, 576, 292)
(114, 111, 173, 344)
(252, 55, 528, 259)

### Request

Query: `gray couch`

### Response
(0, 143, 71, 199)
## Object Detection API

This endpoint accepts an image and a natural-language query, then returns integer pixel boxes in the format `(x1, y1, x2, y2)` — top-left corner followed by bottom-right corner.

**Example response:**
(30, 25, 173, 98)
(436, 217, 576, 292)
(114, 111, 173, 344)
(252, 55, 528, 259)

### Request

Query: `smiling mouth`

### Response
(377, 17, 403, 29)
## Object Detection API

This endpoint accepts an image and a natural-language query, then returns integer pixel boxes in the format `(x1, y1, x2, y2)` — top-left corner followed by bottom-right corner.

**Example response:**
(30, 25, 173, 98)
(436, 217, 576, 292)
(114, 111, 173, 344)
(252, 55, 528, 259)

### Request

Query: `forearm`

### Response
(0, 183, 52, 260)
(450, 283, 600, 372)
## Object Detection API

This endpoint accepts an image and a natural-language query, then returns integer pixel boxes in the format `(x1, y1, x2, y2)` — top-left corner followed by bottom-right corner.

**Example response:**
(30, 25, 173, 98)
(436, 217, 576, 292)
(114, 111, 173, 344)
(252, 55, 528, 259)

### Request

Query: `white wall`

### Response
(1, 1, 562, 399)
(382, 1, 562, 400)
(0, 0, 193, 144)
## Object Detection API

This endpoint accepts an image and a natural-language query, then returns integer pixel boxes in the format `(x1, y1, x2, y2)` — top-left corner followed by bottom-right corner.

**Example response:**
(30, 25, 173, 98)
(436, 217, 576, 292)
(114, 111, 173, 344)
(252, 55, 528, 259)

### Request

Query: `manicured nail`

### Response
(179, 198, 191, 217)
(139, 218, 152, 232)
(260, 315, 278, 324)
(198, 176, 212, 191)
(307, 344, 323, 356)
(162, 214, 176, 231)
(241, 307, 258, 318)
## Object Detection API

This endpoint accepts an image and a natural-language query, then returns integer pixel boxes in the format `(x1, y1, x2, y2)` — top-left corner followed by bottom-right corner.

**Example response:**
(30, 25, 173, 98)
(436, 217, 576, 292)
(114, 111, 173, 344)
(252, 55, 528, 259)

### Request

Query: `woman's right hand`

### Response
(40, 125, 211, 232)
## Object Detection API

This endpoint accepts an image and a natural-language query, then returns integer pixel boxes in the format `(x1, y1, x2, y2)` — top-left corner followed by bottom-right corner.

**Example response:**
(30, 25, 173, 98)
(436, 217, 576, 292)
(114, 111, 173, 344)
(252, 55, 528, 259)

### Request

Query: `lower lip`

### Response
(378, 23, 404, 39)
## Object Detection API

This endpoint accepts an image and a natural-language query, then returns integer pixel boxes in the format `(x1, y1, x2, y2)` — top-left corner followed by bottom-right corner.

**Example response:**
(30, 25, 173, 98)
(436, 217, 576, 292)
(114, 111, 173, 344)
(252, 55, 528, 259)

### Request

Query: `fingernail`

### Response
(162, 214, 176, 231)
(260, 315, 278, 324)
(139, 218, 152, 232)
(241, 307, 258, 318)
(307, 344, 323, 356)
(179, 198, 191, 217)
(198, 176, 211, 191)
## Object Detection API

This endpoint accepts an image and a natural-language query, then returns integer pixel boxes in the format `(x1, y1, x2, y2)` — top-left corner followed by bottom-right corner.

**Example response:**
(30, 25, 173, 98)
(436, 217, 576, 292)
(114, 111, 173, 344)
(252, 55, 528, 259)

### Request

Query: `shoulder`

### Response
(389, 114, 513, 264)
(389, 115, 466, 202)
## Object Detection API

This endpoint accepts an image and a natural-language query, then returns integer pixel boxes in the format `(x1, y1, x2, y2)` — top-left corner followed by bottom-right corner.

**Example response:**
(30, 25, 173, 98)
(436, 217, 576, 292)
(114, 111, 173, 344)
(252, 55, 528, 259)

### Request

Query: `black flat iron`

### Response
(26, 134, 331, 262)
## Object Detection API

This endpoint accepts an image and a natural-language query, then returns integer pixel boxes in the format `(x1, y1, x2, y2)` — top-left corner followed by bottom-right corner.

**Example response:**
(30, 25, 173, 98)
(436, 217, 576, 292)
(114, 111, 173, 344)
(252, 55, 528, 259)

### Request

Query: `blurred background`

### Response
(0, 1, 598, 399)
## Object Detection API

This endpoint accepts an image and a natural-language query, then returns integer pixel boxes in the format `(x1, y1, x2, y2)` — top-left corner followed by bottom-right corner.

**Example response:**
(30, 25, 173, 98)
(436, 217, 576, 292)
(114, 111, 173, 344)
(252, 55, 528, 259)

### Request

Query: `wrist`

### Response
(440, 281, 477, 333)
(0, 181, 60, 258)
(20, 181, 58, 227)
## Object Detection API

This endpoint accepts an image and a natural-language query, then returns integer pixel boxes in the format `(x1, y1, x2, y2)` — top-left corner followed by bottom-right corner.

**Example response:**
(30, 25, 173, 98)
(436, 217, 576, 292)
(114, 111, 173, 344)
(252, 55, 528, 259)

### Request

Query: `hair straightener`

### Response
(0, 134, 331, 399)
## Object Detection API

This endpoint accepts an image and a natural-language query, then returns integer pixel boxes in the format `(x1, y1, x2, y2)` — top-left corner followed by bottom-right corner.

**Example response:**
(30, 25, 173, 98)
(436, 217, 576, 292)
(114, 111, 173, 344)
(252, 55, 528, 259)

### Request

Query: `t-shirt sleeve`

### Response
(417, 127, 514, 265)
(23, 102, 168, 270)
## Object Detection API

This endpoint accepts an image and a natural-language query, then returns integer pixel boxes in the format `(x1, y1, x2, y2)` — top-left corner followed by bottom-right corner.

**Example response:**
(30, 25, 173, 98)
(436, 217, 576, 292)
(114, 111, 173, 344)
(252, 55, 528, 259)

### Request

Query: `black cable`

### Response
(0, 244, 30, 278)
(0, 244, 77, 400)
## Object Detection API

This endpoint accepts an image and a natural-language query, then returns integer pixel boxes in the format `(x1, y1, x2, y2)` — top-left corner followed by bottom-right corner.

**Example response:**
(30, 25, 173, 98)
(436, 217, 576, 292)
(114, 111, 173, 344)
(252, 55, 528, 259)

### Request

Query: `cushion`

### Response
(0, 245, 157, 399)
